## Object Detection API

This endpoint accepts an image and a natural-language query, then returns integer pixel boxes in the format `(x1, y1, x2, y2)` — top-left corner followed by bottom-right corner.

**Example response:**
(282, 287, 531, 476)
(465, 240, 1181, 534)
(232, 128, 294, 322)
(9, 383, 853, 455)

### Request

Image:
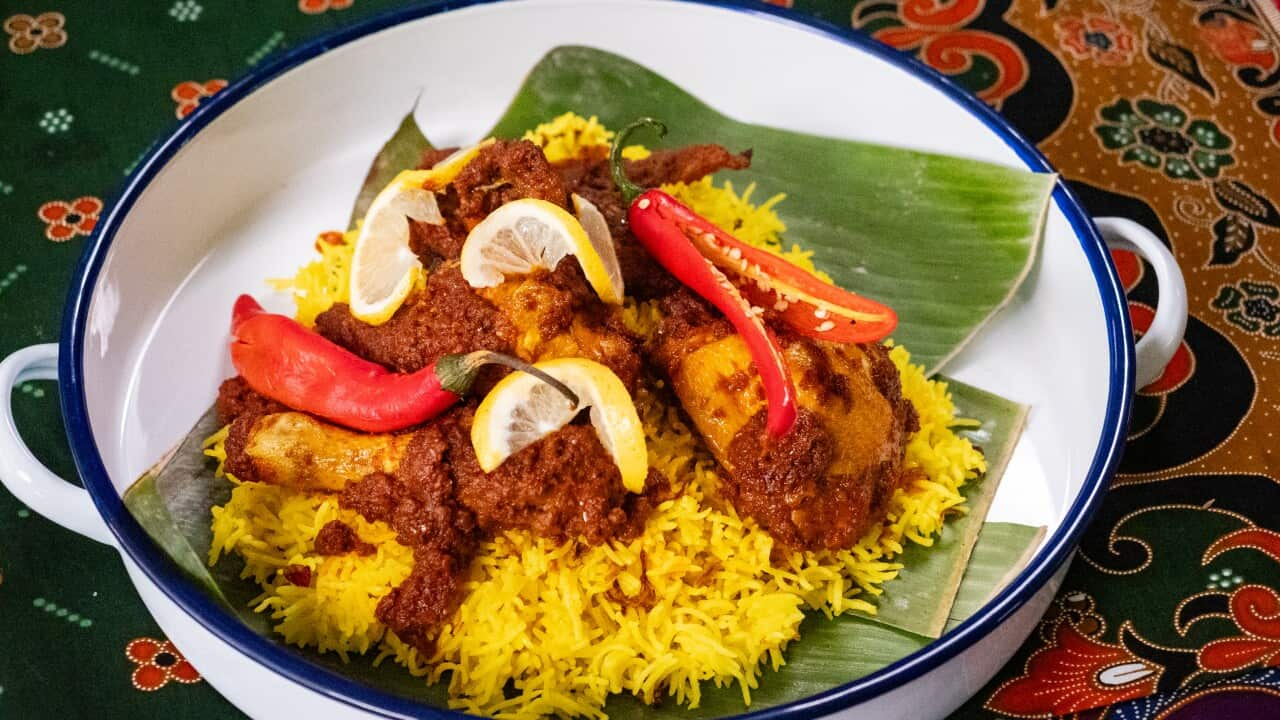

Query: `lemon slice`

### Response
(472, 357, 648, 492)
(349, 171, 442, 325)
(460, 197, 625, 304)
(571, 193, 625, 301)
(350, 140, 497, 324)
(398, 138, 495, 192)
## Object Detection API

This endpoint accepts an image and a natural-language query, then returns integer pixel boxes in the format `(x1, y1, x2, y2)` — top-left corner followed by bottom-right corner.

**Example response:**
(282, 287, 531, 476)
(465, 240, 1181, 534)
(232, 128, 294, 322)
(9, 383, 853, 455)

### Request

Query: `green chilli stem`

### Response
(451, 351, 580, 408)
(609, 117, 668, 205)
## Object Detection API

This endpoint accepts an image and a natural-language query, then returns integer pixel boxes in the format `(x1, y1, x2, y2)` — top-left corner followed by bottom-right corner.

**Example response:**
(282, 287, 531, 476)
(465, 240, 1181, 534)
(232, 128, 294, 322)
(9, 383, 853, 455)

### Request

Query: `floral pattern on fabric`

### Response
(1205, 179, 1280, 268)
(168, 0, 203, 23)
(987, 620, 1161, 716)
(1103, 668, 1280, 719)
(1055, 14, 1137, 65)
(38, 108, 73, 134)
(1197, 13, 1276, 69)
(171, 79, 228, 119)
(1212, 281, 1280, 336)
(37, 196, 101, 242)
(298, 0, 354, 14)
(126, 638, 202, 691)
(1192, 529, 1280, 672)
(1189, 4, 1280, 149)
(4, 12, 66, 54)
(1198, 585, 1280, 671)
(852, 0, 1030, 108)
(1094, 99, 1234, 180)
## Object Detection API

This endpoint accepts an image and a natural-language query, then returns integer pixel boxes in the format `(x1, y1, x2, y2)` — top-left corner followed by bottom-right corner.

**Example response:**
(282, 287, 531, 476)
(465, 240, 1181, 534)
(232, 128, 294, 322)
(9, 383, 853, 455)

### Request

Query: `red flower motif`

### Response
(171, 79, 228, 119)
(126, 638, 201, 691)
(37, 196, 102, 242)
(298, 0, 354, 14)
(1198, 14, 1276, 70)
(987, 621, 1160, 717)
(866, 0, 1028, 108)
(1054, 15, 1137, 66)
(1197, 528, 1280, 673)
(1199, 585, 1280, 672)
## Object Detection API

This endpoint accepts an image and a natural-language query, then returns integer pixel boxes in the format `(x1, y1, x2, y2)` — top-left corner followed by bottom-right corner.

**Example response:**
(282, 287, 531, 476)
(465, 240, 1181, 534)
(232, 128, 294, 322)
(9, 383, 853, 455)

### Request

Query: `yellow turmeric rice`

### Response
(206, 114, 986, 719)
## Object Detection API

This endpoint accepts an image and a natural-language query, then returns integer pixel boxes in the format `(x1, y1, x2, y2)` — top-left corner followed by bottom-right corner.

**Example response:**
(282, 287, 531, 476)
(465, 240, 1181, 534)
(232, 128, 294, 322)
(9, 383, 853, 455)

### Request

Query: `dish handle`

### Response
(1094, 217, 1188, 389)
(0, 343, 115, 546)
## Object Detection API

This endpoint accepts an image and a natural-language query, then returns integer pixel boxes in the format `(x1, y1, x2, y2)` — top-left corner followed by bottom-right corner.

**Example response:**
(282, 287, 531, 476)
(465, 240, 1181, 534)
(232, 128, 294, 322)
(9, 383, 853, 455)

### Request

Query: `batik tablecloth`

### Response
(3, 1, 1279, 717)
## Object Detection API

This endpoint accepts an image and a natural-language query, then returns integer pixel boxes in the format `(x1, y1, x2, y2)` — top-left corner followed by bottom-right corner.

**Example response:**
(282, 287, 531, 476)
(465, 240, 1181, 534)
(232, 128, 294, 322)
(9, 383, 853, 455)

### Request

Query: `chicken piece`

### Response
(315, 264, 517, 374)
(451, 139, 566, 221)
(478, 263, 642, 390)
(318, 138, 644, 390)
(411, 139, 752, 290)
(409, 139, 569, 263)
(221, 401, 668, 653)
(555, 145, 753, 235)
(650, 290, 918, 551)
(227, 405, 662, 546)
(223, 411, 411, 492)
(314, 261, 641, 393)
(629, 145, 753, 188)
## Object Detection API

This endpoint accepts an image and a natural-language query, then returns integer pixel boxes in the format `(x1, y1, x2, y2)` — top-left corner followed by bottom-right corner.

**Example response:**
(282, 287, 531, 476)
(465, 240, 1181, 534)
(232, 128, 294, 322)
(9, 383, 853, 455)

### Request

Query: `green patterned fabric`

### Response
(2, 3, 407, 716)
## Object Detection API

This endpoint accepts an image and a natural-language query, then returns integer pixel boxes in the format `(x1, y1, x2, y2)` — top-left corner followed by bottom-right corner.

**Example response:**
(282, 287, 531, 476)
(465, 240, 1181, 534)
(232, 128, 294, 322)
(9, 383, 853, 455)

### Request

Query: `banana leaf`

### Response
(855, 380, 1030, 637)
(487, 46, 1055, 375)
(124, 406, 229, 601)
(123, 407, 276, 640)
(946, 522, 1047, 634)
(349, 106, 431, 228)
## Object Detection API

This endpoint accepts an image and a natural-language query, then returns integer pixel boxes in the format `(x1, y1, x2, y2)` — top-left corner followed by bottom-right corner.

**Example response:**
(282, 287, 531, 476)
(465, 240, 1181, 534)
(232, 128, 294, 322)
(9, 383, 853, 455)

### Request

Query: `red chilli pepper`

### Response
(610, 124, 797, 438)
(686, 222, 896, 344)
(614, 118, 896, 346)
(626, 192, 798, 437)
(230, 295, 577, 433)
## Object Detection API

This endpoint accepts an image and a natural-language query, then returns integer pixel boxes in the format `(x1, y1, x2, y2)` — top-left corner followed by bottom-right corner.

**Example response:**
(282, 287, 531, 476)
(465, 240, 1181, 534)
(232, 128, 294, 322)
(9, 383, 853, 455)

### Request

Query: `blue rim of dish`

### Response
(60, 0, 1133, 717)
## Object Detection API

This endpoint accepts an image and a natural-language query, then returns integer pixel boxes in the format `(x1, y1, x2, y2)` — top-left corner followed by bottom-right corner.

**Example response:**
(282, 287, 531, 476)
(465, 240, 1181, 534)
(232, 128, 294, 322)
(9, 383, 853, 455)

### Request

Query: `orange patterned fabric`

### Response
(804, 0, 1280, 715)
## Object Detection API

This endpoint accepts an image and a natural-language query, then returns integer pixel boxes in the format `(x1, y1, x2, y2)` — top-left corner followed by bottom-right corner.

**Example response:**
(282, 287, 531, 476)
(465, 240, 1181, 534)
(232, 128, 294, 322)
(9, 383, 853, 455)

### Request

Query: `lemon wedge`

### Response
(460, 197, 625, 304)
(348, 140, 497, 324)
(472, 357, 648, 492)
(571, 193, 625, 301)
(399, 138, 495, 192)
(349, 171, 441, 325)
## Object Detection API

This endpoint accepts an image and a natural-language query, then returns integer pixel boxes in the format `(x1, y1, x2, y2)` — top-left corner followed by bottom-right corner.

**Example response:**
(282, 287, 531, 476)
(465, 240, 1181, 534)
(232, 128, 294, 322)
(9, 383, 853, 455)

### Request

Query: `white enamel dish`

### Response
(0, 1, 1188, 718)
